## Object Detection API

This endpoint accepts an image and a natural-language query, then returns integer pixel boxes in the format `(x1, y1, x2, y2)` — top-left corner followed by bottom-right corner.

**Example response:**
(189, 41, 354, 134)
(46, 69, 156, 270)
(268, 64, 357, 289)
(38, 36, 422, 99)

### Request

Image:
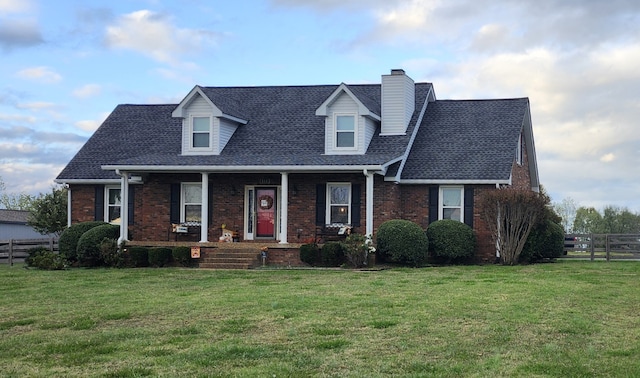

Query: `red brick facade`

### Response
(69, 148, 533, 264)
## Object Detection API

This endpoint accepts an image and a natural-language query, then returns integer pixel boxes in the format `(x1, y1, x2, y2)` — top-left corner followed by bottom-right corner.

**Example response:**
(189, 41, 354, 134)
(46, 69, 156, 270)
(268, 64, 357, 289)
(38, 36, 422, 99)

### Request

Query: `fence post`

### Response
(606, 234, 610, 262)
(590, 233, 595, 261)
(49, 237, 54, 252)
(8, 239, 13, 266)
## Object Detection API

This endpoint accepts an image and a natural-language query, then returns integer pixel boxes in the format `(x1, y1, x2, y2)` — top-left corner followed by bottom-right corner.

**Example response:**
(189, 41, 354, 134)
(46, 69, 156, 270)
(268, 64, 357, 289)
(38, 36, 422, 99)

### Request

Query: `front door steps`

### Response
(125, 241, 304, 269)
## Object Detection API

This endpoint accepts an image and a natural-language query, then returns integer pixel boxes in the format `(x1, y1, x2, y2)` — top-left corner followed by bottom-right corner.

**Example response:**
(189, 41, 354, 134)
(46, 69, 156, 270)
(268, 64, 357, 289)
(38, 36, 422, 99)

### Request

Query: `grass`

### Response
(1, 261, 639, 377)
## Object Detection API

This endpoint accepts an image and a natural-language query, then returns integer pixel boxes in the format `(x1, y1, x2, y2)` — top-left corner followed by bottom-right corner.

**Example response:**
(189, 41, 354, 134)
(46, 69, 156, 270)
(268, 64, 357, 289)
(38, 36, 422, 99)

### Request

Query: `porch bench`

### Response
(315, 225, 352, 243)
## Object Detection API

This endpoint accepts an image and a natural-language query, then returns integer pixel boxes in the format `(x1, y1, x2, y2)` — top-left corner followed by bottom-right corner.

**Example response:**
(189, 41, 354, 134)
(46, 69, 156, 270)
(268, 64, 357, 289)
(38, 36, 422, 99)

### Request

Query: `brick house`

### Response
(55, 69, 539, 264)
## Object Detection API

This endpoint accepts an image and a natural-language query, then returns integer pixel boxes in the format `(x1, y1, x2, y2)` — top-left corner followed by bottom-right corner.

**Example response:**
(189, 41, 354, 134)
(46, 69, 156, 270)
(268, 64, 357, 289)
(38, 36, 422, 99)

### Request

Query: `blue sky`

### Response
(1, 0, 640, 212)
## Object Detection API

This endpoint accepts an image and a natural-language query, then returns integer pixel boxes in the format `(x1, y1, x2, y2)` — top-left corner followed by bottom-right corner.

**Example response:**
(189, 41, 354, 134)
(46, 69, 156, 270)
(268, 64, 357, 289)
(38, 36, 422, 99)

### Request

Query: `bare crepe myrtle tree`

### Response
(479, 188, 547, 265)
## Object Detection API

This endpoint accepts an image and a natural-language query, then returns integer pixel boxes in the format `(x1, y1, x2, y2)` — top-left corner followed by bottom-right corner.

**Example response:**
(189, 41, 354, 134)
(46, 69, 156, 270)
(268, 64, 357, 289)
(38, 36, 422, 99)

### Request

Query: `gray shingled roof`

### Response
(401, 98, 528, 181)
(56, 82, 529, 184)
(0, 209, 29, 224)
(57, 83, 432, 180)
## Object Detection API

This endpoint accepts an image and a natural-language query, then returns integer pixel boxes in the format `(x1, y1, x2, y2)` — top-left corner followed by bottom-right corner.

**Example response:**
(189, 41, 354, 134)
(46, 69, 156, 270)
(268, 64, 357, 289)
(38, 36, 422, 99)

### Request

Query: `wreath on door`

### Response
(258, 195, 274, 210)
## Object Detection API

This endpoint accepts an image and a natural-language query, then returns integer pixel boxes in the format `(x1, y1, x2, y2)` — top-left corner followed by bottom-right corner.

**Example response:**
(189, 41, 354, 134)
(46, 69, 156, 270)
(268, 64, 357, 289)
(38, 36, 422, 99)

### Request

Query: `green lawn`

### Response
(1, 261, 639, 377)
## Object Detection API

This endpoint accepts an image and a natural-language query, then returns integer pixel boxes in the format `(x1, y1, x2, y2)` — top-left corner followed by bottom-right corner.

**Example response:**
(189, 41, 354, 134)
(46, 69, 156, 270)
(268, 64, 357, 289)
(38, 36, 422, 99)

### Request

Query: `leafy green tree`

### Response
(0, 176, 35, 210)
(573, 207, 603, 234)
(27, 186, 68, 236)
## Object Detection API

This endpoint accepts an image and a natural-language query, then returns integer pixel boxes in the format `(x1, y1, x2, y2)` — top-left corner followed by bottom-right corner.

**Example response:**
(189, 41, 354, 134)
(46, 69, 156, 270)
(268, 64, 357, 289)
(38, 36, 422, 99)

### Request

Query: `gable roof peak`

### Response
(315, 82, 381, 120)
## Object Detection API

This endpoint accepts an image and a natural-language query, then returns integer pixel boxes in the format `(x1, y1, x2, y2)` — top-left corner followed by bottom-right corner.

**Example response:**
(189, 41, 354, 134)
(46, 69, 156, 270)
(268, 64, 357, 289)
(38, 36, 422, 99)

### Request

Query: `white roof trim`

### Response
(398, 179, 512, 185)
(54, 179, 121, 184)
(315, 83, 381, 120)
(101, 164, 384, 173)
(172, 85, 248, 124)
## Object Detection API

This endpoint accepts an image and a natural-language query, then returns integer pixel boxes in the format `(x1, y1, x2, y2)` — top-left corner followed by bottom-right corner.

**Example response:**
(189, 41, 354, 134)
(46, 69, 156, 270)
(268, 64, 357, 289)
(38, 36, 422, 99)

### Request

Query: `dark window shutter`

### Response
(464, 187, 474, 228)
(315, 184, 326, 226)
(94, 185, 104, 221)
(170, 183, 180, 224)
(127, 186, 135, 225)
(428, 185, 439, 224)
(351, 184, 361, 226)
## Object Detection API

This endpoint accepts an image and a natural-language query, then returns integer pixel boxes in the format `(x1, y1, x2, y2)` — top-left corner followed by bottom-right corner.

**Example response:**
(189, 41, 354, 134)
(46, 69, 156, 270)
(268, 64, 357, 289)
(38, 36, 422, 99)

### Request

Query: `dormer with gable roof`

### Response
(172, 86, 248, 155)
(315, 83, 381, 155)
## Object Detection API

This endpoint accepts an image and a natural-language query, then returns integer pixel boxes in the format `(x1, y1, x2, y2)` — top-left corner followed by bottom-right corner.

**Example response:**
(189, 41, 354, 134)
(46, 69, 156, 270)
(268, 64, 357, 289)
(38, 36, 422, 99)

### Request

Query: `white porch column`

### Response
(200, 172, 209, 242)
(365, 171, 374, 238)
(66, 185, 71, 228)
(279, 172, 289, 244)
(118, 171, 129, 243)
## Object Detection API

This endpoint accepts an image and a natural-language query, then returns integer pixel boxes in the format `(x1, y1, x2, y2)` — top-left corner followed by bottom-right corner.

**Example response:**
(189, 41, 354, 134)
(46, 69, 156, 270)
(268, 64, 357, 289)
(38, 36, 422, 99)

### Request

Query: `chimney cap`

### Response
(390, 69, 406, 75)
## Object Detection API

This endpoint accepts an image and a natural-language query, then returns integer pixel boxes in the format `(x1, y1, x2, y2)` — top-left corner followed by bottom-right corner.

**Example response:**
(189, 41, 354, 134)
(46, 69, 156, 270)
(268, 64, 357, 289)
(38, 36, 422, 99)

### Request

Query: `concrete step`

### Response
(198, 248, 262, 269)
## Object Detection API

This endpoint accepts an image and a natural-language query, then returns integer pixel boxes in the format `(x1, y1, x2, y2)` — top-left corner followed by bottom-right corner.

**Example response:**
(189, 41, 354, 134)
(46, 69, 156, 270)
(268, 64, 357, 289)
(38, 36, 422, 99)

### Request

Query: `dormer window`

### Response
(191, 116, 211, 148)
(335, 114, 356, 149)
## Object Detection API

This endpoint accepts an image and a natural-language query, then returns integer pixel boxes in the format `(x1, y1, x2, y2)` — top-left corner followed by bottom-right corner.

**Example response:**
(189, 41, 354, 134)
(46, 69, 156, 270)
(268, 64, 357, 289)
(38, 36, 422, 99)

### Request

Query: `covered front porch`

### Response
(111, 170, 379, 246)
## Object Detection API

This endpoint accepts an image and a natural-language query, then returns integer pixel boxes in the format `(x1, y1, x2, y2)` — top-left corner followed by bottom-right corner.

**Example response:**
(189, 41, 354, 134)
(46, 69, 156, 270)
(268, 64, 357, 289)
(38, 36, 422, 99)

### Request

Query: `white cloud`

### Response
(0, 0, 33, 13)
(16, 66, 62, 84)
(75, 112, 109, 132)
(104, 10, 221, 66)
(600, 153, 615, 163)
(72, 84, 102, 99)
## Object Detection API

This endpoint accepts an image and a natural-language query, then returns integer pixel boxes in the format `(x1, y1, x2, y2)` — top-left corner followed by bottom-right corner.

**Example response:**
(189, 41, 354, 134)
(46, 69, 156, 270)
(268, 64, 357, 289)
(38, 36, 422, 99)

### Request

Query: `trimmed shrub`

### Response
(58, 221, 107, 262)
(25, 247, 66, 270)
(100, 238, 126, 268)
(148, 247, 172, 267)
(376, 219, 429, 267)
(320, 242, 345, 267)
(341, 233, 373, 268)
(520, 219, 565, 263)
(128, 246, 149, 267)
(76, 223, 120, 267)
(300, 243, 320, 266)
(426, 219, 476, 263)
(172, 246, 192, 267)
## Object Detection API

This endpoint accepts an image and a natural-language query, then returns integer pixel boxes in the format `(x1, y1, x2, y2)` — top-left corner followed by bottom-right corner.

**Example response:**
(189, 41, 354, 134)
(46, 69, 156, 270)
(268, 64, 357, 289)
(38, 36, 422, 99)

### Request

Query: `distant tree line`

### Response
(553, 196, 640, 234)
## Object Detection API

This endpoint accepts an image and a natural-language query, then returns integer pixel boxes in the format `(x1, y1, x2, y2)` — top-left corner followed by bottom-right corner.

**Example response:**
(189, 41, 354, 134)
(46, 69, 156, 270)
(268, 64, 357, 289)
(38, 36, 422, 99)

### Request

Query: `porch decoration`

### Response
(258, 194, 273, 210)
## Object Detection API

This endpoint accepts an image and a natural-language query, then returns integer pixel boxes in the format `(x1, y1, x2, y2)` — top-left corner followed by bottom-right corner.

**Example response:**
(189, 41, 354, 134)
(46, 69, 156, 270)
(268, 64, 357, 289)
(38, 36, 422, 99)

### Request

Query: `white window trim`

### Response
(516, 133, 523, 165)
(333, 113, 358, 151)
(181, 182, 202, 224)
(326, 182, 351, 225)
(104, 185, 121, 223)
(189, 114, 213, 152)
(439, 186, 464, 223)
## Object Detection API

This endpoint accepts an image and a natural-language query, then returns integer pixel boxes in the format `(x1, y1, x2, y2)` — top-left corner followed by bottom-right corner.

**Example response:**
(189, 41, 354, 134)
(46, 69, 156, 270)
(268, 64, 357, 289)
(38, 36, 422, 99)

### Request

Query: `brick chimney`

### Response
(381, 69, 415, 135)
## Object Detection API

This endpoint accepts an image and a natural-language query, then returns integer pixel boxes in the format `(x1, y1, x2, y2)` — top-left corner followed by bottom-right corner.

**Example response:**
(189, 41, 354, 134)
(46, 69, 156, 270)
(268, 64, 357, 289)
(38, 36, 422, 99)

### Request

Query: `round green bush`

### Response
(520, 219, 565, 263)
(320, 242, 345, 267)
(172, 246, 192, 267)
(376, 219, 429, 267)
(148, 247, 172, 267)
(426, 220, 476, 263)
(58, 221, 107, 262)
(127, 246, 149, 267)
(300, 243, 320, 266)
(76, 223, 120, 266)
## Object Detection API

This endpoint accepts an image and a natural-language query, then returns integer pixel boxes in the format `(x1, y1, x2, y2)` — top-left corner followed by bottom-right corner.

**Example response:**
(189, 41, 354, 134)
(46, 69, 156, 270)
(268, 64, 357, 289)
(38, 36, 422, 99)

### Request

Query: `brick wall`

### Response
(69, 185, 97, 223)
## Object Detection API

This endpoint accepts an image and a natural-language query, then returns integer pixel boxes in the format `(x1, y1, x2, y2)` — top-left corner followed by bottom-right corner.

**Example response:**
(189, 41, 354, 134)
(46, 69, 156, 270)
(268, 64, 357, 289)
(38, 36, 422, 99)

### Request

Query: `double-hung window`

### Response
(182, 183, 202, 224)
(440, 187, 464, 222)
(191, 116, 211, 148)
(335, 115, 355, 149)
(327, 183, 351, 224)
(105, 186, 121, 223)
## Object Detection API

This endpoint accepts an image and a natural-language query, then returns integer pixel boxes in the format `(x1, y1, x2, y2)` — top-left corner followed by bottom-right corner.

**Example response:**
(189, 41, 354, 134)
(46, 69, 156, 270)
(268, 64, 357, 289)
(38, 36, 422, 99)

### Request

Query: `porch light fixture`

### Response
(231, 185, 237, 196)
(293, 185, 298, 196)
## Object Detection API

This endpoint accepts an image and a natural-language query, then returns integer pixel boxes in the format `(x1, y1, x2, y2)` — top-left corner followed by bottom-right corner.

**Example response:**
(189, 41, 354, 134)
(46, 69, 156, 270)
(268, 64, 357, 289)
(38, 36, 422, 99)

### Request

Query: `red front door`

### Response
(256, 188, 276, 238)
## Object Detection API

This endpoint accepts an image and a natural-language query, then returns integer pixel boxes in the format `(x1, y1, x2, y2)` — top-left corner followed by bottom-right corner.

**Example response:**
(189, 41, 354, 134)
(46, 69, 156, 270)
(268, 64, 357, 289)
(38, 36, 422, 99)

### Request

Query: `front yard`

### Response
(1, 261, 639, 377)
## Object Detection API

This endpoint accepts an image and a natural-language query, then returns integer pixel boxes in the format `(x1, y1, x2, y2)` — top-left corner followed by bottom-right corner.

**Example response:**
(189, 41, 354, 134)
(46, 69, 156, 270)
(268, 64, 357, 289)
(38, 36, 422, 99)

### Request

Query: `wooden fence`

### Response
(0, 237, 59, 266)
(563, 234, 640, 261)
